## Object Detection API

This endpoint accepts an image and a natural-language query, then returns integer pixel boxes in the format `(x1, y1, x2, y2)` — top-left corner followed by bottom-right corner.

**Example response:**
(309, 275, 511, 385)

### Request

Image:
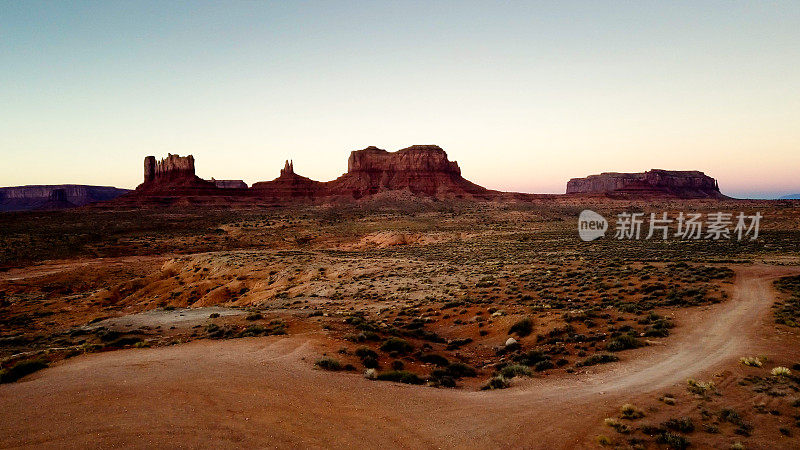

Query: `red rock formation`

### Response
(105, 147, 729, 208)
(249, 146, 494, 201)
(106, 154, 230, 207)
(135, 154, 217, 194)
(280, 160, 294, 177)
(566, 169, 724, 198)
(251, 160, 321, 200)
(138, 154, 213, 189)
(325, 145, 491, 199)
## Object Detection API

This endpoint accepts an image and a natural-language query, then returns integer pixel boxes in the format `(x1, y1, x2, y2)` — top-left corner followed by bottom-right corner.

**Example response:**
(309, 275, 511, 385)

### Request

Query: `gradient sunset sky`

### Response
(2, 1, 799, 198)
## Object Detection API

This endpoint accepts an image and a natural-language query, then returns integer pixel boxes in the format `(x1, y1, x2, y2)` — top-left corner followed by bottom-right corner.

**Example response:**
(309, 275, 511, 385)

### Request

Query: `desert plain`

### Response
(1, 196, 800, 449)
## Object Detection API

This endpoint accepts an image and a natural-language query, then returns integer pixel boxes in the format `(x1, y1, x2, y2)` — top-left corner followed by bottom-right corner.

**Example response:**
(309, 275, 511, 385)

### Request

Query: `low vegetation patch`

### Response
(376, 370, 424, 385)
(577, 353, 619, 367)
(686, 378, 715, 396)
(662, 417, 694, 433)
(443, 362, 477, 378)
(419, 353, 449, 367)
(739, 356, 763, 367)
(508, 318, 533, 337)
(606, 334, 643, 352)
(481, 375, 510, 390)
(656, 432, 689, 449)
(380, 337, 413, 354)
(0, 358, 49, 383)
(499, 364, 532, 379)
(315, 357, 343, 371)
(620, 403, 644, 420)
(771, 366, 792, 377)
(774, 275, 800, 327)
(603, 418, 631, 434)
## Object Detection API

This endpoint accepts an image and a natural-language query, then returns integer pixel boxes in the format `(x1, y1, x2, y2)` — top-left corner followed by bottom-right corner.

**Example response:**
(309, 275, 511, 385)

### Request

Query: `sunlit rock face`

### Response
(327, 145, 489, 198)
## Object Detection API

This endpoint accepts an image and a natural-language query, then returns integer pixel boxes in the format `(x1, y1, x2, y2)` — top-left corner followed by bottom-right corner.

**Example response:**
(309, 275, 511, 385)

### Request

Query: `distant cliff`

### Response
(566, 169, 724, 198)
(0, 185, 130, 211)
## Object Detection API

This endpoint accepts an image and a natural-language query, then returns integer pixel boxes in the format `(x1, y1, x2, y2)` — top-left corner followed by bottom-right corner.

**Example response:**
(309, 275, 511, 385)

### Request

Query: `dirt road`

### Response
(0, 265, 794, 449)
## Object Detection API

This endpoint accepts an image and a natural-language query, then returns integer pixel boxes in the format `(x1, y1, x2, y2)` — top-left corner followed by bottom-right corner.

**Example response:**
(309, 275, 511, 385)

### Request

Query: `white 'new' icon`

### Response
(578, 210, 608, 241)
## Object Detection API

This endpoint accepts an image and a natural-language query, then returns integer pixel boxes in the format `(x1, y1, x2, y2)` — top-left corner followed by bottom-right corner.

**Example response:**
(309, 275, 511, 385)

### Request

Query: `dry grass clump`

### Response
(499, 364, 532, 379)
(603, 418, 631, 434)
(739, 356, 762, 367)
(576, 353, 619, 367)
(508, 318, 533, 337)
(620, 403, 645, 420)
(376, 370, 424, 385)
(596, 435, 613, 446)
(686, 378, 715, 395)
(771, 366, 792, 376)
(315, 357, 343, 371)
(481, 376, 510, 390)
(662, 416, 694, 433)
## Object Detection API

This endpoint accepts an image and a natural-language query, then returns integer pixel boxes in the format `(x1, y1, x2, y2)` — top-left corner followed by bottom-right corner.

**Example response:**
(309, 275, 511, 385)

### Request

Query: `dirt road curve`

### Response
(0, 265, 795, 449)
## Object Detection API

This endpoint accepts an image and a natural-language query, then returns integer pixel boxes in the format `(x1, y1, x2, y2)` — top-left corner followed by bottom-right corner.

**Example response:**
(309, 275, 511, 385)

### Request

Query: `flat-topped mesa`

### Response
(0, 185, 130, 211)
(566, 169, 724, 198)
(328, 145, 488, 198)
(347, 145, 461, 175)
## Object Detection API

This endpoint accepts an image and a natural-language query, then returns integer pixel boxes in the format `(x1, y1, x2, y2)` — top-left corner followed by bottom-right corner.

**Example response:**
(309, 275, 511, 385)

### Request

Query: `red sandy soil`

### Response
(1, 265, 797, 448)
(0, 255, 168, 282)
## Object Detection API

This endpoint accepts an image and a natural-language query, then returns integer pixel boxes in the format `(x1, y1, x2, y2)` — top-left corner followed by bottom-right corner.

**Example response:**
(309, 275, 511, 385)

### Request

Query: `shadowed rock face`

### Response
(136, 154, 216, 193)
(251, 160, 321, 200)
(566, 169, 724, 198)
(143, 154, 200, 183)
(48, 189, 67, 203)
(212, 180, 248, 189)
(37, 189, 76, 210)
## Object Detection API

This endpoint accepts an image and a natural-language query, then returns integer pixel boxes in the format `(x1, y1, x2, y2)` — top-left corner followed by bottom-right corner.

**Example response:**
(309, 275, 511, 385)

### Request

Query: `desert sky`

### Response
(1, 1, 799, 198)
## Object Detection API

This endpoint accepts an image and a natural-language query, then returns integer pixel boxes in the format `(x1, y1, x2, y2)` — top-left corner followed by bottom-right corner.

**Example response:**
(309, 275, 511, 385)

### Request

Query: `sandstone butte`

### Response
(105, 145, 726, 207)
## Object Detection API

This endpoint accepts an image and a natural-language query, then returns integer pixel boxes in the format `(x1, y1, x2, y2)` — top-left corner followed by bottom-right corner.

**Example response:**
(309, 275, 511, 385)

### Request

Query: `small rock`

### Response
(505, 337, 517, 347)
